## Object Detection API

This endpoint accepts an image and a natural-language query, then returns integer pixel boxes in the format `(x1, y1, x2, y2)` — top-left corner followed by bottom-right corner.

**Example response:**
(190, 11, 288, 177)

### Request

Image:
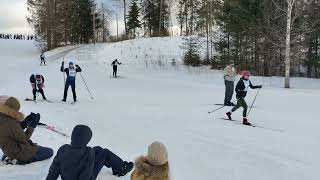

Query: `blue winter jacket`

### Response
(46, 125, 95, 180)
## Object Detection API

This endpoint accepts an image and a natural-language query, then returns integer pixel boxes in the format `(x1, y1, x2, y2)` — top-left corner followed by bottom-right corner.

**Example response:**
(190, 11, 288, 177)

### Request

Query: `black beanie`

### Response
(71, 125, 92, 148)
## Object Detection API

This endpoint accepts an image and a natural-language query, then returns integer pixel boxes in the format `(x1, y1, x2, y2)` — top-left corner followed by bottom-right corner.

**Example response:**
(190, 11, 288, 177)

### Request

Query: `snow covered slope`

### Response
(0, 37, 319, 180)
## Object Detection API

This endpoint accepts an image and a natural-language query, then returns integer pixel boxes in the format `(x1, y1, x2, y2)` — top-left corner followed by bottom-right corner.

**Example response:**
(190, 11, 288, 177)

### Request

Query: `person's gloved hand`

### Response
(258, 85, 263, 88)
(75, 65, 79, 68)
(22, 113, 36, 127)
(62, 62, 64, 65)
(29, 113, 40, 128)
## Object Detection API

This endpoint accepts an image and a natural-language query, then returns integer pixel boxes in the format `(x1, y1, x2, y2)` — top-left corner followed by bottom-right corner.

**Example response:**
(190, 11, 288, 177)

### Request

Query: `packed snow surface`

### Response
(0, 37, 319, 180)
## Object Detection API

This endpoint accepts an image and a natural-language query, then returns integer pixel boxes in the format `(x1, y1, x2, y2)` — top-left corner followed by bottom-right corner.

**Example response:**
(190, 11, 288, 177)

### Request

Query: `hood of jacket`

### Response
(71, 125, 92, 148)
(133, 156, 169, 179)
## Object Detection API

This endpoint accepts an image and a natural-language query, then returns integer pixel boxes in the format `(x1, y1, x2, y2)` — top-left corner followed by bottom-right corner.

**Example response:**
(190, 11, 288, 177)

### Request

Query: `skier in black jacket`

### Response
(111, 59, 121, 78)
(40, 52, 46, 66)
(30, 74, 46, 101)
(61, 61, 82, 102)
(226, 71, 262, 125)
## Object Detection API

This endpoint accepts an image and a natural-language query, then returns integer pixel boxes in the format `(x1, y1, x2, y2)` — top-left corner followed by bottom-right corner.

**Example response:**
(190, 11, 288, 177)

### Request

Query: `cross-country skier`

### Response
(111, 59, 122, 78)
(226, 71, 262, 125)
(46, 125, 133, 180)
(40, 52, 46, 66)
(224, 60, 236, 106)
(60, 61, 82, 102)
(30, 74, 47, 101)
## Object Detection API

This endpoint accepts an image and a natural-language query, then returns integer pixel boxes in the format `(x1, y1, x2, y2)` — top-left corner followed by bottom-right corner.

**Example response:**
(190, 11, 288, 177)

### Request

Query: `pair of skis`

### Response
(25, 98, 77, 105)
(25, 98, 53, 103)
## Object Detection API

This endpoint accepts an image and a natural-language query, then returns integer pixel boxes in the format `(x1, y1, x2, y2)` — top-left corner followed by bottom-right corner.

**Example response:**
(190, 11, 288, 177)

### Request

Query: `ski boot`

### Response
(113, 161, 134, 177)
(243, 118, 252, 126)
(226, 112, 232, 120)
(3, 157, 18, 165)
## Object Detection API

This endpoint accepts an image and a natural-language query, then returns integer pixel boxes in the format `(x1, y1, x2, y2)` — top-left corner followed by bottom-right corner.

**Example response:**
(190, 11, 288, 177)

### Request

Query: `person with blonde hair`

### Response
(131, 141, 170, 180)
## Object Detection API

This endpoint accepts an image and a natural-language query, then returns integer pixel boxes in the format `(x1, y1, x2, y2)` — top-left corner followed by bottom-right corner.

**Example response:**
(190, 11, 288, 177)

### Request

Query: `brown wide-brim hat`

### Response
(0, 96, 25, 121)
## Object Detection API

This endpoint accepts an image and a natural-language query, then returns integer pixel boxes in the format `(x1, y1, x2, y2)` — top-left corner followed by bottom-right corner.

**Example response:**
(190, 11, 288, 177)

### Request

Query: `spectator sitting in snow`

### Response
(46, 125, 133, 180)
(131, 141, 170, 180)
(0, 96, 53, 165)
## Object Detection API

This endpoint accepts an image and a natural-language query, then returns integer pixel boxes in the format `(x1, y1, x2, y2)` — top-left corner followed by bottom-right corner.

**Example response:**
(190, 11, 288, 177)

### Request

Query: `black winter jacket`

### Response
(46, 125, 95, 180)
(235, 78, 260, 98)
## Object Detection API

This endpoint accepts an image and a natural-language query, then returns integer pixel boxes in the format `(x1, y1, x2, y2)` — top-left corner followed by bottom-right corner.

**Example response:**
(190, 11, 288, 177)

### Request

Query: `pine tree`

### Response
(141, 0, 170, 37)
(182, 36, 201, 66)
(27, 0, 101, 49)
(127, 0, 141, 38)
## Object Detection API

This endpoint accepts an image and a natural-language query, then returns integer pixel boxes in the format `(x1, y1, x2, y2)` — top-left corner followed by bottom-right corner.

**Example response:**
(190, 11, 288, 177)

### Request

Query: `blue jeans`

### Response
(31, 146, 54, 163)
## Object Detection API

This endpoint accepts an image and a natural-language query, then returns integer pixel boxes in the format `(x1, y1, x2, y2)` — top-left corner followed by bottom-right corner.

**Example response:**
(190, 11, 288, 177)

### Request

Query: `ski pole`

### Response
(208, 99, 237, 114)
(247, 88, 261, 117)
(62, 57, 66, 86)
(79, 72, 94, 100)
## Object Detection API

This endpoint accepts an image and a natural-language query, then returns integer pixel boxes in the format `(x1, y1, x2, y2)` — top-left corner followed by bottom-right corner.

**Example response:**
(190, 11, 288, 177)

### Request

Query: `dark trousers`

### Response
(224, 80, 234, 104)
(41, 57, 46, 65)
(231, 98, 248, 117)
(63, 80, 76, 101)
(91, 146, 125, 180)
(33, 87, 46, 100)
(113, 66, 118, 77)
(30, 146, 53, 163)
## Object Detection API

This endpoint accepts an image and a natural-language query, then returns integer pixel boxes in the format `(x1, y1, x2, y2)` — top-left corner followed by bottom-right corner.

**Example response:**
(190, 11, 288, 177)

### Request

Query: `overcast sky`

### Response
(0, 0, 177, 35)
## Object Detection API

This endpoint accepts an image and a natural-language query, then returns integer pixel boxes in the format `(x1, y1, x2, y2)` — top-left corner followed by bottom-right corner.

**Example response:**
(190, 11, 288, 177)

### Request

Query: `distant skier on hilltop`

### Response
(40, 52, 46, 66)
(111, 59, 122, 78)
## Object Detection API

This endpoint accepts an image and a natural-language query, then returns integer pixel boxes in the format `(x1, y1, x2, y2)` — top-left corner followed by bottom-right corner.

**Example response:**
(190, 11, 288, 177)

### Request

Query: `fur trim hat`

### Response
(148, 141, 168, 166)
(0, 96, 25, 121)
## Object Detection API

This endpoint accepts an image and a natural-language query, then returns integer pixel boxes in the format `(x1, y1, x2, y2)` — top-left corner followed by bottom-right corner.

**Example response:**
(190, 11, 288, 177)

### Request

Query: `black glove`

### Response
(258, 85, 263, 88)
(21, 113, 36, 129)
(62, 62, 64, 65)
(29, 113, 41, 128)
(75, 64, 79, 68)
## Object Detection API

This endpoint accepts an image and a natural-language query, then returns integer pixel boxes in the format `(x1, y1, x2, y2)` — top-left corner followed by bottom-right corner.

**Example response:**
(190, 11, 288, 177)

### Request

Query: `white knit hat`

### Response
(148, 141, 168, 166)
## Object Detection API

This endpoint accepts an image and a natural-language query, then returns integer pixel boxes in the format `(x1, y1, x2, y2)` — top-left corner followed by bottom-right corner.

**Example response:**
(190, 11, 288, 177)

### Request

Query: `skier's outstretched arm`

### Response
(249, 81, 262, 89)
(76, 65, 82, 72)
(46, 146, 63, 180)
(60, 62, 65, 72)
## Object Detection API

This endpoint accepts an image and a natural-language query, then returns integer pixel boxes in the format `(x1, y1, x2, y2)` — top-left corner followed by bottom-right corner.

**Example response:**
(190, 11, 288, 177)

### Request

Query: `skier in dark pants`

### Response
(111, 59, 122, 78)
(224, 60, 236, 106)
(226, 71, 262, 125)
(60, 61, 82, 102)
(30, 74, 46, 101)
(40, 52, 46, 66)
(46, 125, 133, 180)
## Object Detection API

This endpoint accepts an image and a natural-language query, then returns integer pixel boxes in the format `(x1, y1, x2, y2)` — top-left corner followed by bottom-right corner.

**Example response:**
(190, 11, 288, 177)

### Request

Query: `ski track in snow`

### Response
(0, 37, 320, 180)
